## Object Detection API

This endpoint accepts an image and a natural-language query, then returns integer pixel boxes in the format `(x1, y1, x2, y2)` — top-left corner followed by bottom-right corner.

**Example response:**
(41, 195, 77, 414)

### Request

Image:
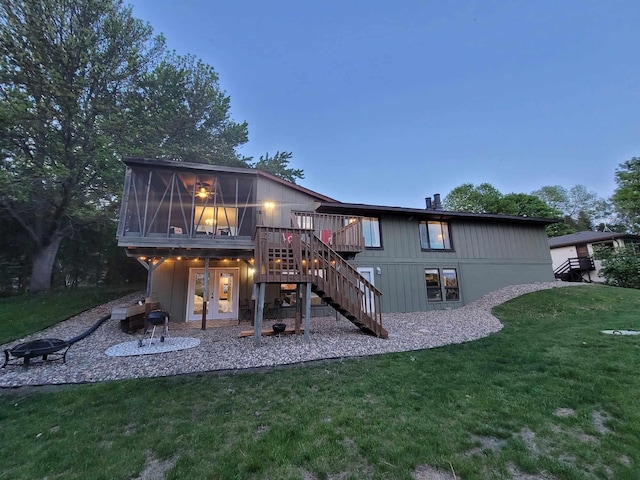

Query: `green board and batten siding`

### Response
(126, 160, 555, 317)
(351, 215, 554, 312)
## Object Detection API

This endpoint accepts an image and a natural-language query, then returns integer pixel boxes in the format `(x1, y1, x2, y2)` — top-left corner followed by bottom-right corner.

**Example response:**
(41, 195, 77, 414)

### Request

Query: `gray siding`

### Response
(150, 258, 332, 321)
(351, 216, 554, 312)
(142, 173, 555, 316)
(256, 177, 319, 227)
(150, 259, 254, 322)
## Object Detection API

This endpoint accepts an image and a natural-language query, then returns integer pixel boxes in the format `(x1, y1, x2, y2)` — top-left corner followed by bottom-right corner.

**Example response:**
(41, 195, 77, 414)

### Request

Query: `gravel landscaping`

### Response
(0, 282, 588, 387)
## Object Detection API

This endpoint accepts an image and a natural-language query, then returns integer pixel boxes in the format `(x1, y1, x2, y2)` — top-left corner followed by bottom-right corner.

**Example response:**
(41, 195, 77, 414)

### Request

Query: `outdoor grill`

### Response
(138, 310, 170, 348)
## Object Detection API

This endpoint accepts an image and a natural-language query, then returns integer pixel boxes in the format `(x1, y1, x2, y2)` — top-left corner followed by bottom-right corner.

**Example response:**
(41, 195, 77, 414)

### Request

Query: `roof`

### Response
(316, 202, 558, 225)
(548, 231, 640, 248)
(120, 157, 557, 225)
(121, 156, 337, 203)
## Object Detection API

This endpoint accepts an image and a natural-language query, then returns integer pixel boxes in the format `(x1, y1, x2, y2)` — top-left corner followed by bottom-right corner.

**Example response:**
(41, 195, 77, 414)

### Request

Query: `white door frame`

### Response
(357, 267, 375, 314)
(186, 267, 239, 321)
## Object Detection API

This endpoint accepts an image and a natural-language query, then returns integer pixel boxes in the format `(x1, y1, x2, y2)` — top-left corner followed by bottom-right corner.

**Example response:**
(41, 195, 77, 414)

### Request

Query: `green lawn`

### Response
(0, 284, 144, 345)
(1, 285, 639, 479)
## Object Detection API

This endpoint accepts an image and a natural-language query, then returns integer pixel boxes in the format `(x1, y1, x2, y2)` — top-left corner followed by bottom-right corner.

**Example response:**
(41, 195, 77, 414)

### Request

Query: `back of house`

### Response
(116, 157, 556, 333)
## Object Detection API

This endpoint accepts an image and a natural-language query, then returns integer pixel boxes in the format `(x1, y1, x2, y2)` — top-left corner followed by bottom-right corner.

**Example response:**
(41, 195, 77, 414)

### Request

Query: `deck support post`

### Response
(137, 256, 167, 298)
(294, 284, 302, 333)
(254, 282, 266, 346)
(304, 282, 311, 342)
(202, 258, 210, 330)
(251, 282, 258, 326)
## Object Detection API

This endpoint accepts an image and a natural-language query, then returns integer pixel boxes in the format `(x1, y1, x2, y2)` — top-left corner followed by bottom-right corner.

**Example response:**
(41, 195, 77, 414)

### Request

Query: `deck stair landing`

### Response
(553, 256, 595, 282)
(254, 226, 387, 338)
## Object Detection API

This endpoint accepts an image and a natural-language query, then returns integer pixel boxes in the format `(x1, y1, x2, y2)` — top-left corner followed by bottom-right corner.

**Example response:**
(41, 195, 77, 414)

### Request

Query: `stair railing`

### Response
(553, 256, 596, 276)
(254, 226, 387, 338)
(296, 232, 385, 338)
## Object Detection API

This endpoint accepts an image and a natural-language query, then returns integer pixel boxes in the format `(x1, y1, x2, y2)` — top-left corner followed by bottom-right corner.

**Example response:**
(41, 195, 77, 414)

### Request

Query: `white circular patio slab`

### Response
(105, 337, 200, 357)
(601, 330, 640, 336)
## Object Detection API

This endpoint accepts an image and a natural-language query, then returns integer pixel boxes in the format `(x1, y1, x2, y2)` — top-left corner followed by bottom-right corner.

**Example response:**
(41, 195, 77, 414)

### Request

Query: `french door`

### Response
(186, 268, 239, 321)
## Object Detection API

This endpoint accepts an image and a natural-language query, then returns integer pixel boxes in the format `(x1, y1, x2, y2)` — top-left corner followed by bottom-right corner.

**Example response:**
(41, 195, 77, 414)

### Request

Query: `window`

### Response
(442, 269, 459, 301)
(295, 213, 314, 230)
(362, 217, 381, 248)
(425, 268, 460, 303)
(419, 221, 451, 250)
(425, 269, 442, 302)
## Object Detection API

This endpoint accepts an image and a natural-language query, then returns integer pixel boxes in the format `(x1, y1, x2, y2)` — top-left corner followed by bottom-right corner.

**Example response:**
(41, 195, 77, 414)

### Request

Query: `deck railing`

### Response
(290, 212, 365, 253)
(553, 256, 595, 276)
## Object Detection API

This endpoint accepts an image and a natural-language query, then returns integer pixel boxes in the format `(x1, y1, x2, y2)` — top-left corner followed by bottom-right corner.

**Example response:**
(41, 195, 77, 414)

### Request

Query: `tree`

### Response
(531, 184, 610, 233)
(565, 211, 593, 232)
(253, 151, 304, 183)
(443, 183, 502, 213)
(444, 184, 560, 217)
(121, 53, 250, 166)
(497, 193, 561, 218)
(444, 183, 570, 236)
(531, 185, 611, 233)
(0, 0, 257, 293)
(595, 221, 628, 234)
(612, 157, 640, 232)
(530, 185, 569, 213)
(594, 243, 640, 289)
(0, 0, 161, 292)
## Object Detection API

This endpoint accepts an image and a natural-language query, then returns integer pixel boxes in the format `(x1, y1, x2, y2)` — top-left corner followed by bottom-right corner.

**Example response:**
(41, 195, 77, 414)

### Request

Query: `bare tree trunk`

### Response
(29, 235, 63, 293)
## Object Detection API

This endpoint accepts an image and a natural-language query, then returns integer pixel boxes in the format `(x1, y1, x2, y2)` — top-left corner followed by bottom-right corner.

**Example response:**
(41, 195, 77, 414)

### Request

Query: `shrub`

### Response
(594, 243, 640, 288)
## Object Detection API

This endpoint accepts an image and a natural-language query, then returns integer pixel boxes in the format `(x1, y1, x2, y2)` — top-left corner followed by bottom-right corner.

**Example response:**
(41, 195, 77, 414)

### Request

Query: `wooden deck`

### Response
(254, 226, 387, 338)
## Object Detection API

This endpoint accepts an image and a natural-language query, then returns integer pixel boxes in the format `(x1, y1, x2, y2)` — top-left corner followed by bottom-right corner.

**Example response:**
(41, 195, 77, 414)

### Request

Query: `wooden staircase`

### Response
(553, 256, 595, 282)
(254, 226, 388, 338)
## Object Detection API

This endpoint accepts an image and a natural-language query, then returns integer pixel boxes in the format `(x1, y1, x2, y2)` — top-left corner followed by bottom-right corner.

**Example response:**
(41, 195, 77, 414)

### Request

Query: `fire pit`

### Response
(272, 323, 287, 334)
(3, 338, 69, 369)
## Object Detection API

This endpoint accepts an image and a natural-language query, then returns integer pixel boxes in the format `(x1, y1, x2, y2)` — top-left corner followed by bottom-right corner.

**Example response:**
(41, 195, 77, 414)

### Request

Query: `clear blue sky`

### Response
(128, 0, 639, 208)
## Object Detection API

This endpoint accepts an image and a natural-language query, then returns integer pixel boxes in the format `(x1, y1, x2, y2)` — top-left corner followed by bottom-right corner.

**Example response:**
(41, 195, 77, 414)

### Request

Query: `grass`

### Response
(0, 284, 144, 344)
(1, 285, 639, 479)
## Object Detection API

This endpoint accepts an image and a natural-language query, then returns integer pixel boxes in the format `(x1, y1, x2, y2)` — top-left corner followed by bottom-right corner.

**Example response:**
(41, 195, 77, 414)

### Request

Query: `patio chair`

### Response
(240, 298, 252, 321)
(269, 297, 284, 320)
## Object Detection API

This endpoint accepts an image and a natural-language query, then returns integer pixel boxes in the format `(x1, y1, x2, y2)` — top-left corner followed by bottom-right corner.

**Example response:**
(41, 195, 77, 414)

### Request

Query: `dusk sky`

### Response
(128, 0, 640, 208)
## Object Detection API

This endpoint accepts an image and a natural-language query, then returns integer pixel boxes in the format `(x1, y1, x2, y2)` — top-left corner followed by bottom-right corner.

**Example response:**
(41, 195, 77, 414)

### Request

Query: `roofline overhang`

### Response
(122, 156, 258, 176)
(548, 233, 640, 249)
(316, 202, 559, 225)
(121, 156, 337, 203)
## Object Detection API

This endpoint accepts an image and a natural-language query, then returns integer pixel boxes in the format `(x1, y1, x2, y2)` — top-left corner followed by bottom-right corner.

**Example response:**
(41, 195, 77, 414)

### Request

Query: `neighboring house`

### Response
(549, 231, 640, 282)
(116, 157, 556, 341)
